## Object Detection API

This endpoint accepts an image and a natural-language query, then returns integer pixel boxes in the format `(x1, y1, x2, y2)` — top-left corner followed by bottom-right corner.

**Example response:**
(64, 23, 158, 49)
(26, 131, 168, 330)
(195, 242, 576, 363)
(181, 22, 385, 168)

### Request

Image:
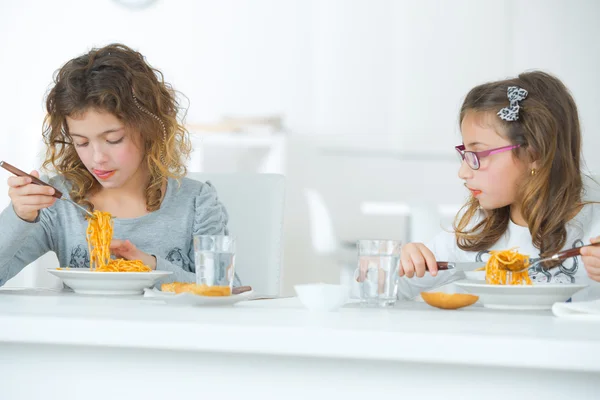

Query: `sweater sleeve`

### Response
(0, 204, 55, 286)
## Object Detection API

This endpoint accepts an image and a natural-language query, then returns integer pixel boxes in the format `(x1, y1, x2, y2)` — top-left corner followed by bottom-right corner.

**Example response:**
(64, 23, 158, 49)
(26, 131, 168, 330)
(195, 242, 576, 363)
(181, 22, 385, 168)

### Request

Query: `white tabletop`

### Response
(0, 288, 599, 373)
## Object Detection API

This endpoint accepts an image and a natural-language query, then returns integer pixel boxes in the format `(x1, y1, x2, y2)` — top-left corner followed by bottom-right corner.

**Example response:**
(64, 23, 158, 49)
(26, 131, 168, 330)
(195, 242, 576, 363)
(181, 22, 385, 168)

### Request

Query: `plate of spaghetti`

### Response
(454, 249, 586, 310)
(47, 210, 171, 295)
(48, 268, 171, 295)
(455, 280, 587, 310)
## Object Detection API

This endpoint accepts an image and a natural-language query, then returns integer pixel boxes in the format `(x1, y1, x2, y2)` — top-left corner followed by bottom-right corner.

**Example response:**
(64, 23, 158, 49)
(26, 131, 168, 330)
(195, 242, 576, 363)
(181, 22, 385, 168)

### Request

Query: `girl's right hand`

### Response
(399, 242, 438, 278)
(7, 170, 56, 222)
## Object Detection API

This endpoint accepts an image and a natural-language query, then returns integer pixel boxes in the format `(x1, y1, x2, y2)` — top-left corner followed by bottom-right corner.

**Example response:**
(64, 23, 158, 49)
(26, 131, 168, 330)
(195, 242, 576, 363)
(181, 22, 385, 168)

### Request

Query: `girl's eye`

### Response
(75, 142, 89, 148)
(107, 137, 124, 145)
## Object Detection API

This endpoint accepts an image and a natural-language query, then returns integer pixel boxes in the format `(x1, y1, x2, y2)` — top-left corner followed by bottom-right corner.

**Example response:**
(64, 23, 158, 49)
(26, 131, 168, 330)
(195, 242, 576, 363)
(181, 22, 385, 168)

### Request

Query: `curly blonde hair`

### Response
(42, 43, 192, 211)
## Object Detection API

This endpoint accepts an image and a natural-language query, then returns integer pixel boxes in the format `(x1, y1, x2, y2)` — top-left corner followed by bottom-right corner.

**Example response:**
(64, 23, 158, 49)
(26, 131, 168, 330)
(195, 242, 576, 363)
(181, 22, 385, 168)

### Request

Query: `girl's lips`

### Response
(464, 183, 481, 197)
(93, 169, 115, 180)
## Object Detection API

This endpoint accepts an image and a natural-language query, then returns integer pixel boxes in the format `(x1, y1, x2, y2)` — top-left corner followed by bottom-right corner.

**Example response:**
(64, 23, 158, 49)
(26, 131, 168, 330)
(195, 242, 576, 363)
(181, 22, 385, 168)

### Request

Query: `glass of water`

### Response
(193, 235, 236, 295)
(356, 239, 401, 307)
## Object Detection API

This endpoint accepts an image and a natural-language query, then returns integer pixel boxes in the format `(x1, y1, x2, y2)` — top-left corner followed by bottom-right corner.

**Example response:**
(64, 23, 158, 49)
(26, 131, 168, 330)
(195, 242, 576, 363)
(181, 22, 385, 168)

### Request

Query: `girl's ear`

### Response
(526, 148, 539, 171)
(530, 160, 539, 171)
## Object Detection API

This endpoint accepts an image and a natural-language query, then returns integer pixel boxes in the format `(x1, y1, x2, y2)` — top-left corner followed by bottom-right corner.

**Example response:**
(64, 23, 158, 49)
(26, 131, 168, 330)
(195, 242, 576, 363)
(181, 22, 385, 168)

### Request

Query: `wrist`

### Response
(20, 214, 38, 223)
(13, 206, 38, 223)
(142, 253, 157, 270)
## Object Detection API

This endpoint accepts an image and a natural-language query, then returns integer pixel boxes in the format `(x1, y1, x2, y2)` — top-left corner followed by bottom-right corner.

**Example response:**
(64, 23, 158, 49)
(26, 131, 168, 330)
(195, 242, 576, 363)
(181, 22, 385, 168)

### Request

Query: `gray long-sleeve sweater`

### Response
(0, 175, 234, 287)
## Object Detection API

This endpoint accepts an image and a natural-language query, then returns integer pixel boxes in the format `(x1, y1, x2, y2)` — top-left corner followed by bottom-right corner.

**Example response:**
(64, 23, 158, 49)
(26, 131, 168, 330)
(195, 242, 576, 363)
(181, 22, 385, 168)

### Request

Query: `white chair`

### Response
(188, 173, 286, 296)
(303, 187, 348, 285)
(303, 188, 338, 255)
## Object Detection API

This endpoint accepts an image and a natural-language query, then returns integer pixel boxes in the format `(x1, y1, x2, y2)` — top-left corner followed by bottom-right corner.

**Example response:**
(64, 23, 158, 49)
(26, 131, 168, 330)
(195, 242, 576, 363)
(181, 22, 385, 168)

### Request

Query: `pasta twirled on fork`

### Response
(86, 210, 151, 272)
(485, 248, 531, 285)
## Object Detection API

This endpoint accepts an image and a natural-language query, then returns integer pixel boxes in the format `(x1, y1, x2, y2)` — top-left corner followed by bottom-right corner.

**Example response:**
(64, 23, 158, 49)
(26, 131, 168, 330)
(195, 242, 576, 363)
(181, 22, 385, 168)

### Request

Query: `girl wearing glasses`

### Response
(399, 71, 600, 300)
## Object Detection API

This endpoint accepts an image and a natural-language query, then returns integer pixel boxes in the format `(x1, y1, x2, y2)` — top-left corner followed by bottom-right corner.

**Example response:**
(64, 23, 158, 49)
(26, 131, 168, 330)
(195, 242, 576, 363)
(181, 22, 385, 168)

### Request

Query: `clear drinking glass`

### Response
(356, 239, 401, 307)
(193, 235, 236, 295)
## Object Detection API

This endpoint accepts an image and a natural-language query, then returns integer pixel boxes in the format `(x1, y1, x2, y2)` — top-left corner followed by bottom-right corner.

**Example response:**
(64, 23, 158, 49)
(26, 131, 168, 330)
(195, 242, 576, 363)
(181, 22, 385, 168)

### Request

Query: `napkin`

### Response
(552, 299, 600, 320)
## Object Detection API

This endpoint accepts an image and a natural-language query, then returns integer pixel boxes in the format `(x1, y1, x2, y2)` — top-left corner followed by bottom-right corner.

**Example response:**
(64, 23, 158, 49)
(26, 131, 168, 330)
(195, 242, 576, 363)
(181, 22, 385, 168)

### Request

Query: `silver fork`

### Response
(57, 197, 95, 219)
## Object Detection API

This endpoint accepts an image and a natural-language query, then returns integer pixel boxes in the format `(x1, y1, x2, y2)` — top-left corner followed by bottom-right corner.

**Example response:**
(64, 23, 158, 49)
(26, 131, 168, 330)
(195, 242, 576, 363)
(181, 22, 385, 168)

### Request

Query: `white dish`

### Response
(47, 268, 172, 295)
(464, 270, 486, 281)
(294, 283, 349, 312)
(455, 279, 587, 310)
(143, 287, 253, 306)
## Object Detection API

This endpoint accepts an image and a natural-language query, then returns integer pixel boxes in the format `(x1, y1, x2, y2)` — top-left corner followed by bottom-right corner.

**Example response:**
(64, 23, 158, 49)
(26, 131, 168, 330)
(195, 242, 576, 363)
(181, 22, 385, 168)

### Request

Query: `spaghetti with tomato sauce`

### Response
(86, 210, 151, 272)
(485, 248, 531, 285)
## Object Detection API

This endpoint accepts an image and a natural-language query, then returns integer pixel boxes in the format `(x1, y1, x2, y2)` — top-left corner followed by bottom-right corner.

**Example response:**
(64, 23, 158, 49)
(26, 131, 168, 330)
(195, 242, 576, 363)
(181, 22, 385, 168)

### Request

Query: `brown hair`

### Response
(42, 43, 192, 211)
(453, 71, 584, 258)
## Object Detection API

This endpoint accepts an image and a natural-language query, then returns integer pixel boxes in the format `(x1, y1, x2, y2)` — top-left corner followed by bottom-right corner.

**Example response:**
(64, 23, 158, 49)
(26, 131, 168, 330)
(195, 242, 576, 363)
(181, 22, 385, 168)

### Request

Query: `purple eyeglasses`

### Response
(455, 144, 521, 170)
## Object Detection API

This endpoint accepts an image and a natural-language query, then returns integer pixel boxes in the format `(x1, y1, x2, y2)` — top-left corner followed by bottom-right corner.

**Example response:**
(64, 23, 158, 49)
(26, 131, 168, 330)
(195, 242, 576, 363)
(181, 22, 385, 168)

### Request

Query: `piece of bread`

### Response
(161, 282, 178, 292)
(161, 282, 195, 293)
(161, 282, 231, 296)
(420, 292, 479, 310)
(189, 285, 231, 296)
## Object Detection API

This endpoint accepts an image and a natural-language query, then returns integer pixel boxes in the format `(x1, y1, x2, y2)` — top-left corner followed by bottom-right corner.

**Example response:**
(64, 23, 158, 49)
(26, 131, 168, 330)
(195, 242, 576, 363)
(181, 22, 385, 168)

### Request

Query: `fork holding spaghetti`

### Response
(485, 248, 531, 285)
(87, 211, 151, 272)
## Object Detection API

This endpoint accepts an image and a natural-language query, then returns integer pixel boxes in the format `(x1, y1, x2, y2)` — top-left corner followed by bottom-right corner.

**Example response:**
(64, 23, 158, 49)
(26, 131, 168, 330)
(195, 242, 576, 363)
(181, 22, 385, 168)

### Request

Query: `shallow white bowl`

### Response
(47, 268, 172, 295)
(464, 270, 486, 281)
(455, 279, 587, 310)
(294, 283, 349, 312)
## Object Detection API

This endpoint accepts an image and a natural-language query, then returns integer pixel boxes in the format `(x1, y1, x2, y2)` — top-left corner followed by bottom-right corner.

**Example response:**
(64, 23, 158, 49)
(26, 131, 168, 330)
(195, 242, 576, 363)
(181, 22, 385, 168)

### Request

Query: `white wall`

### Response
(311, 0, 511, 150)
(511, 0, 600, 174)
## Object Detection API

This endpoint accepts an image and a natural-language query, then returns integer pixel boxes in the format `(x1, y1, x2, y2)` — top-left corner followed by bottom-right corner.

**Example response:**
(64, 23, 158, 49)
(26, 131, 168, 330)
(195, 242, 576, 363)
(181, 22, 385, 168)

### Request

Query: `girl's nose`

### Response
(458, 158, 473, 180)
(92, 144, 109, 164)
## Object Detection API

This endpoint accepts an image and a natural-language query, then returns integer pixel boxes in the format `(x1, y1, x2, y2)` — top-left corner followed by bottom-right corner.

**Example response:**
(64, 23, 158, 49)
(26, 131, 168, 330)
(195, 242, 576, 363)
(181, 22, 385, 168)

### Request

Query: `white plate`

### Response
(455, 279, 587, 310)
(143, 287, 253, 306)
(463, 271, 486, 281)
(47, 268, 172, 295)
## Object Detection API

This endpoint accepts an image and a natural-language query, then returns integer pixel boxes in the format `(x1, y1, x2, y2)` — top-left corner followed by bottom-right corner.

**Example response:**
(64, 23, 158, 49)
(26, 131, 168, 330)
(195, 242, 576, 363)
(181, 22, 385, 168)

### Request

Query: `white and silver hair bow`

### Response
(497, 86, 528, 122)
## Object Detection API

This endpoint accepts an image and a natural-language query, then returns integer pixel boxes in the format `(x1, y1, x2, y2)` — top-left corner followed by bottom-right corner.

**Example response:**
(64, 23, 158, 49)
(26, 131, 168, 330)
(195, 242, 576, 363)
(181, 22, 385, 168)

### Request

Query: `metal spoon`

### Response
(0, 160, 95, 219)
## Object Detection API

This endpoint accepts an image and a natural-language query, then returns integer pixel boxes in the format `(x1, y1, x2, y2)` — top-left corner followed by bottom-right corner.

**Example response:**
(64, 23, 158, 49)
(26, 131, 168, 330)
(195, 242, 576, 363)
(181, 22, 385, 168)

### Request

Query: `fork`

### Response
(0, 160, 95, 219)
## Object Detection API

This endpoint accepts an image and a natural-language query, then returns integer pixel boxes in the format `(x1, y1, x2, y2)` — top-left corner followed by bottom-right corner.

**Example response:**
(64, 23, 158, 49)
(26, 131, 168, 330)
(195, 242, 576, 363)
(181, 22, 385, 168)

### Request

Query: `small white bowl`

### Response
(294, 283, 349, 312)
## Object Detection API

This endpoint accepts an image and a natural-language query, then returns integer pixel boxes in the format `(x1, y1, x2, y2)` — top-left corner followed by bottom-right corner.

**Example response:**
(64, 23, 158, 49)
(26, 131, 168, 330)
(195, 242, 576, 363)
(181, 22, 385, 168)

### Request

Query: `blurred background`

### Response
(1, 0, 599, 294)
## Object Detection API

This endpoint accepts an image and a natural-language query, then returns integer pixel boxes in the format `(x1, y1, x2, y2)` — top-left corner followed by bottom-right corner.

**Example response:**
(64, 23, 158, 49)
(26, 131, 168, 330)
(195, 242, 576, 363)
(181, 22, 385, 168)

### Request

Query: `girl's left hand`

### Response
(110, 239, 157, 270)
(580, 236, 600, 282)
